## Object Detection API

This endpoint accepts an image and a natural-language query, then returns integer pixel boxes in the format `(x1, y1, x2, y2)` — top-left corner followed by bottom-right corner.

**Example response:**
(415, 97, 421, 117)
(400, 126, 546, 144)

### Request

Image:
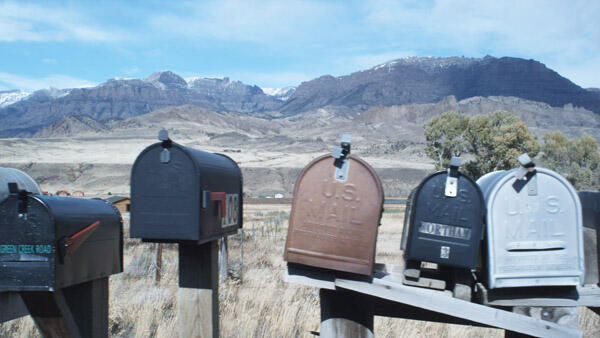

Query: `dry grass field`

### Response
(1, 204, 600, 337)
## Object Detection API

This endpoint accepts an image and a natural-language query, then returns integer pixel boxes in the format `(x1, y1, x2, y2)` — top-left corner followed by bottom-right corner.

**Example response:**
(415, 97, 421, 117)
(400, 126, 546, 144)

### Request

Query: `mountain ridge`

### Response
(1, 55, 599, 137)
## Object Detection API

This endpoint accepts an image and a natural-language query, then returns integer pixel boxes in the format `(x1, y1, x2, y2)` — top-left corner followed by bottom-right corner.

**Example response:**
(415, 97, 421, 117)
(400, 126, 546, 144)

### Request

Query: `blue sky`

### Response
(0, 0, 599, 91)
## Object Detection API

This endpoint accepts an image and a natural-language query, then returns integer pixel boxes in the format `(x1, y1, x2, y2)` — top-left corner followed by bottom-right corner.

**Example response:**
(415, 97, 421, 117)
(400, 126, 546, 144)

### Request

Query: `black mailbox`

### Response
(579, 191, 600, 230)
(402, 157, 485, 269)
(0, 188, 123, 291)
(130, 130, 243, 243)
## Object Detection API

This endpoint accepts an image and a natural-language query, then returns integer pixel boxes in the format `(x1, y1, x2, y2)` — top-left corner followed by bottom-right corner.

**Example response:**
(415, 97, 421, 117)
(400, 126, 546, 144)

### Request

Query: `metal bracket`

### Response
(158, 128, 172, 164)
(332, 134, 351, 182)
(514, 153, 537, 196)
(445, 157, 461, 197)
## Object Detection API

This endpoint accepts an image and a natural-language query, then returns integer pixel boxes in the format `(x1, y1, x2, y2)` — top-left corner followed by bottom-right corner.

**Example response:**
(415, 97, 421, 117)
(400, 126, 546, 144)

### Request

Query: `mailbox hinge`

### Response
(158, 128, 172, 164)
(513, 153, 537, 196)
(444, 157, 461, 197)
(332, 134, 351, 182)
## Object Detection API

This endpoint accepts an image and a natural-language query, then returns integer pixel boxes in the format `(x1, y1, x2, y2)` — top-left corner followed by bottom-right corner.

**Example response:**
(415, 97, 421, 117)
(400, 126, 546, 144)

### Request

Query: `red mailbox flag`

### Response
(65, 221, 101, 254)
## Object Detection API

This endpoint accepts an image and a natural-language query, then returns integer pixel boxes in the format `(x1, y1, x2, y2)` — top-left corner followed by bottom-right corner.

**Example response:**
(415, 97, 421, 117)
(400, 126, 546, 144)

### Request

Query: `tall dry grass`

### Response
(1, 204, 599, 337)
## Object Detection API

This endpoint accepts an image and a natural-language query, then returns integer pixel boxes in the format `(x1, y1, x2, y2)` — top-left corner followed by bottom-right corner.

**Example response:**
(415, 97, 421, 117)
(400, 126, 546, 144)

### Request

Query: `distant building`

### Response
(72, 190, 85, 197)
(106, 196, 130, 213)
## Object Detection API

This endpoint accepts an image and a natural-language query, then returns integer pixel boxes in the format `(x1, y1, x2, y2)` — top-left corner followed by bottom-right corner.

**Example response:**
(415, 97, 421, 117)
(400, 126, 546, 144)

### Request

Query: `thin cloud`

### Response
(149, 0, 345, 44)
(360, 0, 600, 86)
(0, 72, 96, 91)
(0, 1, 123, 42)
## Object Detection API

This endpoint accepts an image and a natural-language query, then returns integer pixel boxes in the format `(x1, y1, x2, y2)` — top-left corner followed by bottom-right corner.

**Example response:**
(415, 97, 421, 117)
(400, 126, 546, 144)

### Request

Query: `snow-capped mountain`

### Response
(0, 90, 30, 108)
(262, 87, 296, 101)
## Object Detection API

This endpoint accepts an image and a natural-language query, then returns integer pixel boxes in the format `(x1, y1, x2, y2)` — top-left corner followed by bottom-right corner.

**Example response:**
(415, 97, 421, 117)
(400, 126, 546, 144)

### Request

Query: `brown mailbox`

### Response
(284, 136, 384, 275)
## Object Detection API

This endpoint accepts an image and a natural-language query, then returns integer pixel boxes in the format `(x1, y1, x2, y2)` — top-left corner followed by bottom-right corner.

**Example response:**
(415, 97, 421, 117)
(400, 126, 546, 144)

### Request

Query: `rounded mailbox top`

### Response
(0, 167, 42, 203)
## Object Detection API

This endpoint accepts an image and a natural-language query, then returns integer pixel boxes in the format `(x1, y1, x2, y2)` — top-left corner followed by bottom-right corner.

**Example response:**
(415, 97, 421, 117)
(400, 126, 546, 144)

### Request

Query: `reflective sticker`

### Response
(418, 221, 472, 240)
(441, 246, 450, 259)
(222, 194, 239, 227)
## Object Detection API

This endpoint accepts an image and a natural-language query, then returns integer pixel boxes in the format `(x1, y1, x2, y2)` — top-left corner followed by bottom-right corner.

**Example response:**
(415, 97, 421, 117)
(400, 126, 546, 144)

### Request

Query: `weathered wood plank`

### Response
(219, 237, 228, 283)
(334, 278, 582, 338)
(285, 263, 336, 290)
(320, 289, 374, 338)
(178, 241, 219, 338)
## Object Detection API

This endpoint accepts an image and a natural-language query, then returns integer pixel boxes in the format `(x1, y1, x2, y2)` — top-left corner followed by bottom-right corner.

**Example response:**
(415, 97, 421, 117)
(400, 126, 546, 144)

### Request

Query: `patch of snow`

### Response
(262, 86, 296, 100)
(0, 90, 30, 108)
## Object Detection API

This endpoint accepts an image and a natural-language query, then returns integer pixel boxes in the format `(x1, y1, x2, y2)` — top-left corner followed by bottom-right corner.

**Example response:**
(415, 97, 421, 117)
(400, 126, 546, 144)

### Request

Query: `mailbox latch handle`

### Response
(445, 157, 461, 197)
(332, 134, 352, 182)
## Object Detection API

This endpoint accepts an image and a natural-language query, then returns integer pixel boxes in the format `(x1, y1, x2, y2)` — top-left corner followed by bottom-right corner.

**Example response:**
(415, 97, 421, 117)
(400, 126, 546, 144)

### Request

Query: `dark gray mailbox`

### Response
(477, 154, 585, 289)
(579, 191, 600, 230)
(130, 130, 243, 243)
(402, 157, 485, 269)
(578, 191, 600, 284)
(0, 188, 123, 291)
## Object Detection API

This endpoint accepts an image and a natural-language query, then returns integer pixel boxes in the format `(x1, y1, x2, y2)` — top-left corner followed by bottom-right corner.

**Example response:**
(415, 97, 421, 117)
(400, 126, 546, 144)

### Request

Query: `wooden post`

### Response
(178, 241, 219, 338)
(20, 277, 109, 338)
(505, 306, 579, 338)
(0, 292, 28, 323)
(320, 289, 374, 338)
(155, 243, 163, 284)
(219, 238, 228, 282)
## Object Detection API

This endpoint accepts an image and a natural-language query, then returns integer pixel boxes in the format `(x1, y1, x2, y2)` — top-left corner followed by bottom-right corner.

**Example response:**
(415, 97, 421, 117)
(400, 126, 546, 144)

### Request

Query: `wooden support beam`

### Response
(0, 292, 28, 323)
(178, 241, 219, 338)
(320, 289, 374, 338)
(335, 277, 582, 338)
(219, 237, 228, 283)
(20, 277, 109, 338)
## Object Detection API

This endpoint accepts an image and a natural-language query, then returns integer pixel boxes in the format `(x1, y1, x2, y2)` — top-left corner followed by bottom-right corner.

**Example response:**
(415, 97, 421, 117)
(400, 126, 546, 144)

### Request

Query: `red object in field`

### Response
(210, 192, 227, 217)
(71, 190, 85, 197)
(56, 190, 70, 197)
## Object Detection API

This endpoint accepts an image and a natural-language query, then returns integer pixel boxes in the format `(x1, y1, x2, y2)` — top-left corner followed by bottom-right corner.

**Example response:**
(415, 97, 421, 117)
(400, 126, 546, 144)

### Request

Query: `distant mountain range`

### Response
(280, 56, 600, 114)
(1, 55, 599, 137)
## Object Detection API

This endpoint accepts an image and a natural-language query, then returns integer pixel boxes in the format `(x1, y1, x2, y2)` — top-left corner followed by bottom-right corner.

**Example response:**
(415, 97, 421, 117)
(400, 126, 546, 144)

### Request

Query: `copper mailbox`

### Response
(284, 138, 383, 275)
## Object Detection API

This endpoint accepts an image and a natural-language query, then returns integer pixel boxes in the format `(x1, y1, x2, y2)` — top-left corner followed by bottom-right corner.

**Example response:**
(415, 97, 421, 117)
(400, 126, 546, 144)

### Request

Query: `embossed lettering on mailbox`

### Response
(477, 166, 585, 289)
(284, 154, 383, 276)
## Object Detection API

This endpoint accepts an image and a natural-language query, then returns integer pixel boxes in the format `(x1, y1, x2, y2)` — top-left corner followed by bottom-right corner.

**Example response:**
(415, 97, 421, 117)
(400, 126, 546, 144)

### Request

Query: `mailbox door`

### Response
(284, 154, 383, 275)
(0, 196, 55, 291)
(484, 168, 585, 288)
(45, 196, 123, 289)
(131, 144, 200, 241)
(190, 150, 242, 241)
(405, 172, 484, 269)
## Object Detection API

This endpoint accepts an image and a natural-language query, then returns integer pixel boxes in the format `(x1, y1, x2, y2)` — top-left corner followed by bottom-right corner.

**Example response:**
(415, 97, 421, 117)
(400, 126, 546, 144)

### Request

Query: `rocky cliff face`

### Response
(280, 56, 600, 115)
(1, 56, 599, 137)
(0, 71, 281, 137)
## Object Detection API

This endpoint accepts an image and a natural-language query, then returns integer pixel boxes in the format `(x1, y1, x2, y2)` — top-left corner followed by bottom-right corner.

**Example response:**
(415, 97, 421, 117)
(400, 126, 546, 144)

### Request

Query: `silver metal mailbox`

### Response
(477, 155, 585, 289)
(0, 167, 41, 202)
